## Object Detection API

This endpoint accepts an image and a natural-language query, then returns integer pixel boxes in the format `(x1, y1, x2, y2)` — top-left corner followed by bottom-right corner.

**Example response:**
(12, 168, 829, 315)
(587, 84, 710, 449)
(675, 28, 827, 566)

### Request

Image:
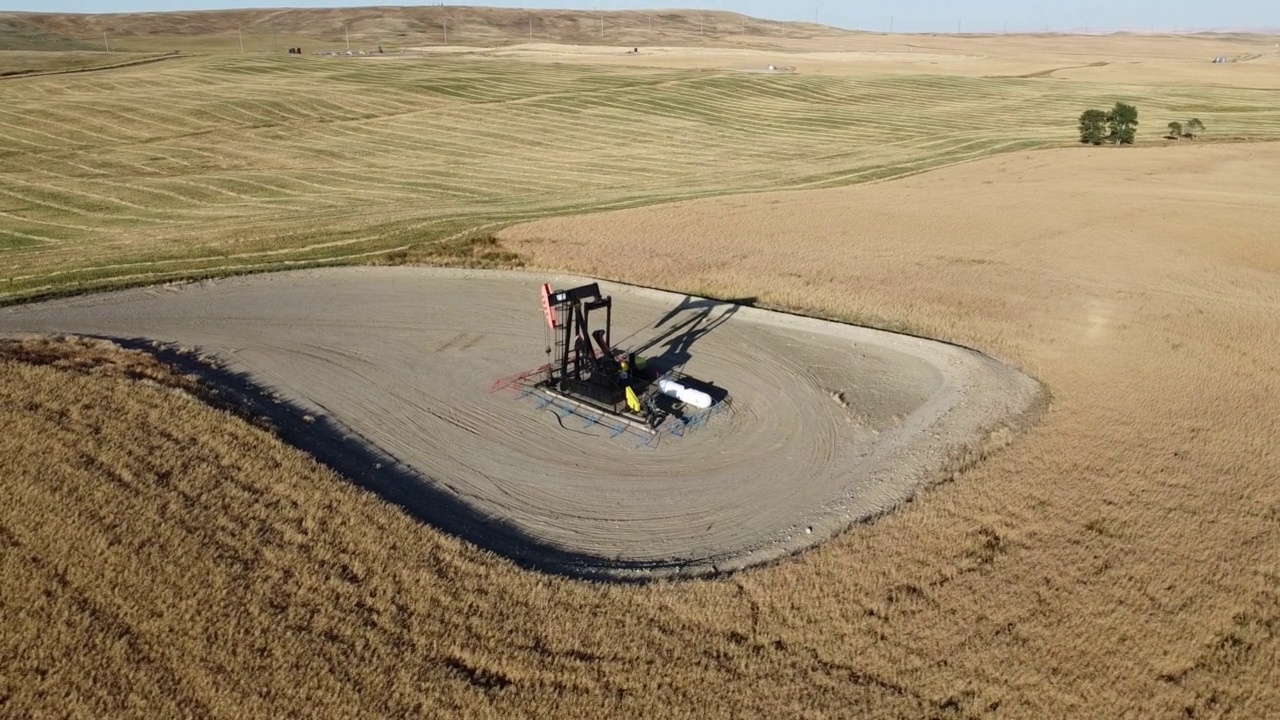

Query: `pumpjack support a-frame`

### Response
(538, 282, 661, 425)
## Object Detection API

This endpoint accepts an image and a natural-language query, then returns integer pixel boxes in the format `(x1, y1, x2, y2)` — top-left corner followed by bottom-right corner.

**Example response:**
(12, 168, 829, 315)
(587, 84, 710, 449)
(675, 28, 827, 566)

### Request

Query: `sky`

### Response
(9, 1, 1280, 34)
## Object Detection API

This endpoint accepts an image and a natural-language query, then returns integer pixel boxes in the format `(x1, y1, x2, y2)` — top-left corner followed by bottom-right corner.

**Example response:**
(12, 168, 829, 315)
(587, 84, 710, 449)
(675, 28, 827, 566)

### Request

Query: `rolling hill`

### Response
(0, 6, 847, 54)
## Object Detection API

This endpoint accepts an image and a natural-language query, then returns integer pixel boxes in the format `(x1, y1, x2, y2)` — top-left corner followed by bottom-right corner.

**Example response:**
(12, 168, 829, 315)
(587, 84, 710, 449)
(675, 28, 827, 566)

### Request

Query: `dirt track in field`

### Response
(0, 267, 1040, 579)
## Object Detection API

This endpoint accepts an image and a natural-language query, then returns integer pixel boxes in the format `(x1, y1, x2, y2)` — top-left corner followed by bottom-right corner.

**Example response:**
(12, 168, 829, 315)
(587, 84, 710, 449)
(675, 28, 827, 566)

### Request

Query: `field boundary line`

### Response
(0, 52, 185, 81)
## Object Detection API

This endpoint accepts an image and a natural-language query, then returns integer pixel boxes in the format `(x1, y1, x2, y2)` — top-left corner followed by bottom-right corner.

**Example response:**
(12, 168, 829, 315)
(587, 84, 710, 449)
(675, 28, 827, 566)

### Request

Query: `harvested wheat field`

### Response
(2, 8, 1280, 718)
(2, 16, 1280, 302)
(0, 268, 1042, 579)
(3, 142, 1276, 718)
(500, 141, 1280, 714)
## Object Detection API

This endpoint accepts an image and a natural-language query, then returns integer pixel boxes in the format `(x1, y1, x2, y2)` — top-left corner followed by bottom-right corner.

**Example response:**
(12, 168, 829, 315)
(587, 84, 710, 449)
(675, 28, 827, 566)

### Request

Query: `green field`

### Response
(3, 52, 1280, 302)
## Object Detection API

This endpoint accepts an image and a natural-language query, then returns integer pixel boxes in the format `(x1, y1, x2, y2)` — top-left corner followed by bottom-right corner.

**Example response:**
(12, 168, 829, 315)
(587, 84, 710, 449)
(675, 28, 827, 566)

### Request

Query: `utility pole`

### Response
(529, 16, 532, 42)
(103, 30, 109, 52)
(443, 19, 448, 46)
(238, 28, 244, 53)
(700, 15, 703, 36)
(345, 25, 350, 51)
(600, 14, 604, 41)
(889, 16, 894, 33)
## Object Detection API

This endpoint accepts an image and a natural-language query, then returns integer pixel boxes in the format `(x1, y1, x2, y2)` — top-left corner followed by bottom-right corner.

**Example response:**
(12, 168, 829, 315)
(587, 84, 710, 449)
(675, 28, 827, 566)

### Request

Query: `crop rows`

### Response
(3, 54, 1280, 300)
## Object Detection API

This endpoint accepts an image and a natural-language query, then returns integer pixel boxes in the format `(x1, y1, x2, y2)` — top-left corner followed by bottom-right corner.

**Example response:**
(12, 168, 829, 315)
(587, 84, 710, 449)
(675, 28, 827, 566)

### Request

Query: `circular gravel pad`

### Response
(0, 267, 1043, 580)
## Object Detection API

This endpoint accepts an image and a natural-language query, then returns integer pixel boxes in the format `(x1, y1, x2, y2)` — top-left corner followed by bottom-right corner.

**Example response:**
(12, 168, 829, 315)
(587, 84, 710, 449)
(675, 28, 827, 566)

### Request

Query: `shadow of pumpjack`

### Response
(84, 294, 758, 582)
(621, 294, 757, 406)
(98, 335, 693, 582)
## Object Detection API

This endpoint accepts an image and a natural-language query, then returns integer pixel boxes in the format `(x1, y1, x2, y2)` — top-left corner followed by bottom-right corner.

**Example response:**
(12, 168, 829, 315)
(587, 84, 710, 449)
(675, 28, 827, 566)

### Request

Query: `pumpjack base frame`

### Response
(538, 386, 659, 436)
(541, 348, 666, 429)
(490, 363, 734, 448)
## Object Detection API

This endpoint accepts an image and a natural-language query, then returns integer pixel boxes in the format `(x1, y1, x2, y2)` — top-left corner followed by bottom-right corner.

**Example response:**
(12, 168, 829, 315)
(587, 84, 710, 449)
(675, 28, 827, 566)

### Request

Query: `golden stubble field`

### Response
(501, 141, 1280, 713)
(454, 33, 1280, 87)
(4, 143, 1276, 718)
(2, 16, 1279, 719)
(1, 15, 1278, 302)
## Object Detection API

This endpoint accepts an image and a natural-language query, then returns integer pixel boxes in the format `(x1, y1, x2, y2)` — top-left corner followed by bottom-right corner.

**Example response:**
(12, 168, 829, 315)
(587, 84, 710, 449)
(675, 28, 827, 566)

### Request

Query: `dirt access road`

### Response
(0, 268, 1040, 579)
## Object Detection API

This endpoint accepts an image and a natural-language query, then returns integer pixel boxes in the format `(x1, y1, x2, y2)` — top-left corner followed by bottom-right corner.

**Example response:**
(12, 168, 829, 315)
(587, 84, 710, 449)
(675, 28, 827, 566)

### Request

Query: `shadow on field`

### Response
(608, 294, 749, 414)
(624, 295, 756, 375)
(99, 335, 694, 584)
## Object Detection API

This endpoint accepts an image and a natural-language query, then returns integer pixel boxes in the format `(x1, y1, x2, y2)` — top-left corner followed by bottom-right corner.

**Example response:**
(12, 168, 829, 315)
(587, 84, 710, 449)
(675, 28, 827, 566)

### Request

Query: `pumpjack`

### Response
(486, 281, 725, 438)
(538, 282, 667, 427)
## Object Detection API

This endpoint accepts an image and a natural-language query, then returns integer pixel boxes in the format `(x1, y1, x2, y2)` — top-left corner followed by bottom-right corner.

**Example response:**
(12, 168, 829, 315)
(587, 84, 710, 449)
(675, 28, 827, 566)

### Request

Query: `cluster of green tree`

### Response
(1078, 102, 1139, 145)
(1166, 118, 1206, 140)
